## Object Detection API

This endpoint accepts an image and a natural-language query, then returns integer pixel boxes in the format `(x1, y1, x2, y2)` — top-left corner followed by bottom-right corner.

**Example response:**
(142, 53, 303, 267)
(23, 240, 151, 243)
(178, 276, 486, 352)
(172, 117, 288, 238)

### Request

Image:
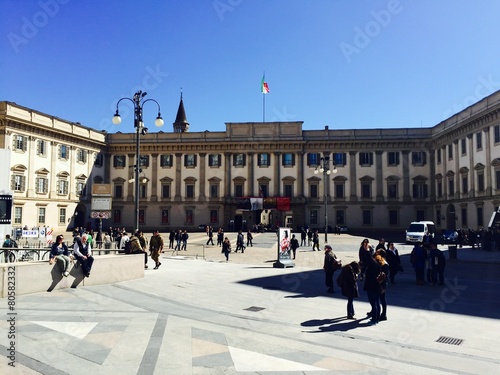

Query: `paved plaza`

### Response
(1, 231, 499, 374)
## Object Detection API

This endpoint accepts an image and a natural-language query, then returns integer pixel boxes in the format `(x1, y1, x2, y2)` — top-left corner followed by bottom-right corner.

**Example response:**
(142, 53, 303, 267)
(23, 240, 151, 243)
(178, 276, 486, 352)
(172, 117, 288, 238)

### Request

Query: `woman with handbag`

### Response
(375, 249, 390, 321)
(337, 261, 361, 319)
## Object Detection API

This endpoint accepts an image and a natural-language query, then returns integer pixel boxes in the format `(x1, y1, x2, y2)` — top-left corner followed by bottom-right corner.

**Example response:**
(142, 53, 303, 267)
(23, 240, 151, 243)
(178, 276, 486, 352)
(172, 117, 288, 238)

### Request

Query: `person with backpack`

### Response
(73, 234, 94, 278)
(337, 261, 361, 319)
(3, 234, 17, 262)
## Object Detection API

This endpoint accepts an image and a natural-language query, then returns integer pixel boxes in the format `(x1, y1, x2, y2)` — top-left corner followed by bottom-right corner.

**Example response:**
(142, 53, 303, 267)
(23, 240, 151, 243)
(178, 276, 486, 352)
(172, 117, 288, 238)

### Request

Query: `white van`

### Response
(405, 221, 436, 244)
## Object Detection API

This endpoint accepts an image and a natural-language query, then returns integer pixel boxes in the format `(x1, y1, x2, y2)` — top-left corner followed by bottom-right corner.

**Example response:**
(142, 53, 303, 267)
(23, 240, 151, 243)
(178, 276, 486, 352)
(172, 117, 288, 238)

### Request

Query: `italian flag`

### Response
(261, 75, 270, 94)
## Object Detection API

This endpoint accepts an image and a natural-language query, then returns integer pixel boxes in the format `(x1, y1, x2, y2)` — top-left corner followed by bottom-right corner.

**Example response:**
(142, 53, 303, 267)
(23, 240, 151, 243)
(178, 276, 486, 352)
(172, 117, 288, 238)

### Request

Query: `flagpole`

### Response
(263, 92, 265, 122)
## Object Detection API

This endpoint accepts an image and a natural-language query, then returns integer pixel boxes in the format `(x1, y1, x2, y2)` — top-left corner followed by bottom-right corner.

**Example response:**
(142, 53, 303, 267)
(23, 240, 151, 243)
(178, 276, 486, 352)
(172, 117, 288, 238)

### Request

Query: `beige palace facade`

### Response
(1, 91, 500, 235)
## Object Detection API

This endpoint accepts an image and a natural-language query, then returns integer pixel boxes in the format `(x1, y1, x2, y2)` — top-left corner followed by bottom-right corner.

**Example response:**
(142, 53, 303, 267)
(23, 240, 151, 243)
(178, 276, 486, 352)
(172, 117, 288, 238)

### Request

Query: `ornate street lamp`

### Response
(314, 156, 337, 243)
(112, 91, 164, 232)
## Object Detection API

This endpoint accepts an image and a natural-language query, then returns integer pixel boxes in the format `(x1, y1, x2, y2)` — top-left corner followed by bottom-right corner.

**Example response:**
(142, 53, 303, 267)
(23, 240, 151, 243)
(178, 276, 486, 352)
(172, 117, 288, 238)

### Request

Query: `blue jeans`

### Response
(367, 291, 380, 323)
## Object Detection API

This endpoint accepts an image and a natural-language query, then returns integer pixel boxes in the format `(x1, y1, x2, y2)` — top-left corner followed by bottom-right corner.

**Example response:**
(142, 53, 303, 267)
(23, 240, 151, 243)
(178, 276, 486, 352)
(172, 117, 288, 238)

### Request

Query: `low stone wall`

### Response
(0, 254, 145, 297)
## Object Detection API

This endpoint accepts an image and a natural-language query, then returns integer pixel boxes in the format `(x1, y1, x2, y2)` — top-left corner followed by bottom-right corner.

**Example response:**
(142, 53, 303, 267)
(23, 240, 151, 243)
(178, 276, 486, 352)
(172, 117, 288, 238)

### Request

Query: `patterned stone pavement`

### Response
(1, 232, 500, 374)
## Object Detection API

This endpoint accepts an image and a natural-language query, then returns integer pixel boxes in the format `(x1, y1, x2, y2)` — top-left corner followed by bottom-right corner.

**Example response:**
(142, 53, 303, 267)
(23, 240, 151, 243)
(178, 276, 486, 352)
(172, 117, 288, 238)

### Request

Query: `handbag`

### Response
(376, 272, 386, 283)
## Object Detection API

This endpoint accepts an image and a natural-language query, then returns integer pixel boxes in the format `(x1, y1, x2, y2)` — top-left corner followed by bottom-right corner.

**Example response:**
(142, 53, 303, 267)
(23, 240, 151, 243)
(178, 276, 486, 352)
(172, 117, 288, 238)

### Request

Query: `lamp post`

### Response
(314, 156, 337, 243)
(112, 91, 164, 232)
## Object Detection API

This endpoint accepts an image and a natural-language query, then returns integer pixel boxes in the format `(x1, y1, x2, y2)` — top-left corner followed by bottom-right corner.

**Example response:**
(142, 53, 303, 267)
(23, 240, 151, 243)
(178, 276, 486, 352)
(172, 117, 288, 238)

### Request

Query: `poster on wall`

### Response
(273, 227, 295, 268)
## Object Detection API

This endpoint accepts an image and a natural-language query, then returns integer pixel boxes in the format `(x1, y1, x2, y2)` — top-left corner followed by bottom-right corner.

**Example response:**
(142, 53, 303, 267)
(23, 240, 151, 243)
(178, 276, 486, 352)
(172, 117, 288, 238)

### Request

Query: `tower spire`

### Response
(173, 90, 189, 133)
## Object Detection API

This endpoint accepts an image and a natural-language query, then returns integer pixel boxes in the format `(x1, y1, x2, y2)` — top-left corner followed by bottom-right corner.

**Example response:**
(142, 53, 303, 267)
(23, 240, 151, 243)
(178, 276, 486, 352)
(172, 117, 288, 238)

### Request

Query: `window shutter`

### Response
(242, 154, 246, 166)
(36, 140, 41, 154)
(21, 176, 26, 191)
(423, 152, 427, 165)
(194, 155, 197, 167)
(424, 184, 428, 198)
(292, 154, 296, 165)
(267, 153, 271, 166)
(58, 145, 62, 159)
(11, 175, 15, 190)
(412, 184, 417, 198)
(184, 155, 188, 167)
(35, 178, 39, 192)
(233, 155, 236, 166)
(23, 136, 27, 151)
(12, 136, 16, 149)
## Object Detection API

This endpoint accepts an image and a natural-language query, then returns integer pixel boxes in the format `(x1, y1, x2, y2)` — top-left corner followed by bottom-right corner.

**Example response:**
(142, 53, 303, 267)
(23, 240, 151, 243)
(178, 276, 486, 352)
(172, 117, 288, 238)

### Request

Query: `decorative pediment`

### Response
(333, 175, 348, 182)
(474, 163, 485, 171)
(359, 175, 374, 182)
(446, 170, 455, 178)
(385, 175, 400, 182)
(112, 177, 126, 183)
(412, 175, 428, 182)
(490, 158, 500, 167)
(11, 164, 27, 172)
(75, 174, 87, 180)
(160, 177, 174, 183)
(35, 168, 50, 175)
(459, 167, 469, 174)
(57, 171, 69, 178)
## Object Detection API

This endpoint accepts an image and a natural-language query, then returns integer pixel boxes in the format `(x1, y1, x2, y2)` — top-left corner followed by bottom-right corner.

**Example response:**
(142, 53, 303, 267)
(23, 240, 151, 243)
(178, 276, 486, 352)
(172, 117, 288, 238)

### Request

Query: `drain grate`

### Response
(245, 306, 265, 312)
(436, 336, 464, 346)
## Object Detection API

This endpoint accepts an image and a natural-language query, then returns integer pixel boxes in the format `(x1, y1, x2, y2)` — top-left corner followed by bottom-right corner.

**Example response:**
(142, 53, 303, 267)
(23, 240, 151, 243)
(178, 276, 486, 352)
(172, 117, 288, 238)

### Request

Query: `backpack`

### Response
(336, 268, 345, 288)
(124, 240, 131, 254)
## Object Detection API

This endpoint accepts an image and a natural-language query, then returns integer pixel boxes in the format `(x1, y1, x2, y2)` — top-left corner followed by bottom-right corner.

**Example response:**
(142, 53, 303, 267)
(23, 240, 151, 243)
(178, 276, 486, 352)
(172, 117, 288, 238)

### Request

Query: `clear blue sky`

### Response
(2, 0, 500, 134)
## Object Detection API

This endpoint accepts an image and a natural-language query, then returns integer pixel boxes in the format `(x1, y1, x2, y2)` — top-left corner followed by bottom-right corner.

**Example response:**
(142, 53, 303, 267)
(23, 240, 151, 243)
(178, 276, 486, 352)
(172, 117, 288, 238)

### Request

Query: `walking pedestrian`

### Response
(386, 242, 402, 284)
(149, 230, 164, 269)
(246, 230, 253, 247)
(375, 249, 389, 321)
(222, 237, 231, 262)
(312, 230, 320, 251)
(363, 256, 383, 325)
(290, 234, 299, 259)
(206, 227, 214, 246)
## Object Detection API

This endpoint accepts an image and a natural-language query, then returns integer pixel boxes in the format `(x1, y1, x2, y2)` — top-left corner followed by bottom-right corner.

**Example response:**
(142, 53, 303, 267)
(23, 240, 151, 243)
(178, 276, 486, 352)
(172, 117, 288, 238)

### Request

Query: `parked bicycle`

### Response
(2, 247, 40, 263)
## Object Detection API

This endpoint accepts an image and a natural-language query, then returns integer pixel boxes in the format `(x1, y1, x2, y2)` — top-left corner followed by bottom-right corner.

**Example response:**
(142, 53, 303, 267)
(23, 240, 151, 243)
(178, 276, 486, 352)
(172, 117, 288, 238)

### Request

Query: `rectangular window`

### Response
(76, 149, 87, 163)
(60, 145, 69, 160)
(333, 152, 346, 167)
(335, 209, 345, 225)
(259, 184, 268, 198)
(162, 184, 170, 199)
(38, 207, 46, 224)
(496, 170, 500, 190)
(495, 125, 500, 143)
(208, 154, 220, 167)
(160, 154, 173, 167)
(59, 208, 66, 224)
(139, 209, 145, 224)
(76, 182, 85, 196)
(36, 177, 48, 194)
(139, 155, 149, 168)
(413, 183, 429, 198)
(309, 209, 318, 225)
(387, 152, 400, 166)
(114, 185, 123, 199)
(387, 182, 398, 198)
(140, 183, 147, 198)
(113, 209, 121, 224)
(477, 174, 485, 192)
(12, 175, 25, 192)
(233, 153, 246, 167)
(389, 210, 398, 225)
(448, 180, 454, 196)
(284, 184, 293, 198)
(461, 138, 466, 155)
(335, 183, 344, 198)
(282, 153, 295, 166)
(184, 154, 197, 168)
(477, 206, 483, 227)
(448, 144, 453, 159)
(461, 176, 468, 195)
(235, 184, 243, 197)
(461, 207, 468, 227)
(362, 210, 371, 225)
(258, 153, 271, 167)
(437, 181, 443, 198)
(476, 132, 482, 150)
(162, 209, 169, 224)
(210, 210, 218, 224)
(307, 153, 320, 166)
(361, 183, 371, 198)
(14, 207, 22, 225)
(359, 152, 373, 166)
(37, 140, 47, 156)
(14, 135, 27, 151)
(210, 184, 219, 198)
(185, 209, 193, 224)
(411, 151, 427, 166)
(94, 153, 103, 167)
(310, 184, 318, 198)
(57, 180, 69, 195)
(186, 184, 194, 198)
(436, 209, 441, 227)
(436, 148, 442, 164)
(113, 155, 126, 168)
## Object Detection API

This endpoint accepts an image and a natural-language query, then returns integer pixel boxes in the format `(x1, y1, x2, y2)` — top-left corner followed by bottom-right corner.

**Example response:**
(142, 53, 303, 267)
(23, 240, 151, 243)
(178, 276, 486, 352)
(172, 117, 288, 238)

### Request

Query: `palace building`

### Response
(1, 90, 499, 235)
